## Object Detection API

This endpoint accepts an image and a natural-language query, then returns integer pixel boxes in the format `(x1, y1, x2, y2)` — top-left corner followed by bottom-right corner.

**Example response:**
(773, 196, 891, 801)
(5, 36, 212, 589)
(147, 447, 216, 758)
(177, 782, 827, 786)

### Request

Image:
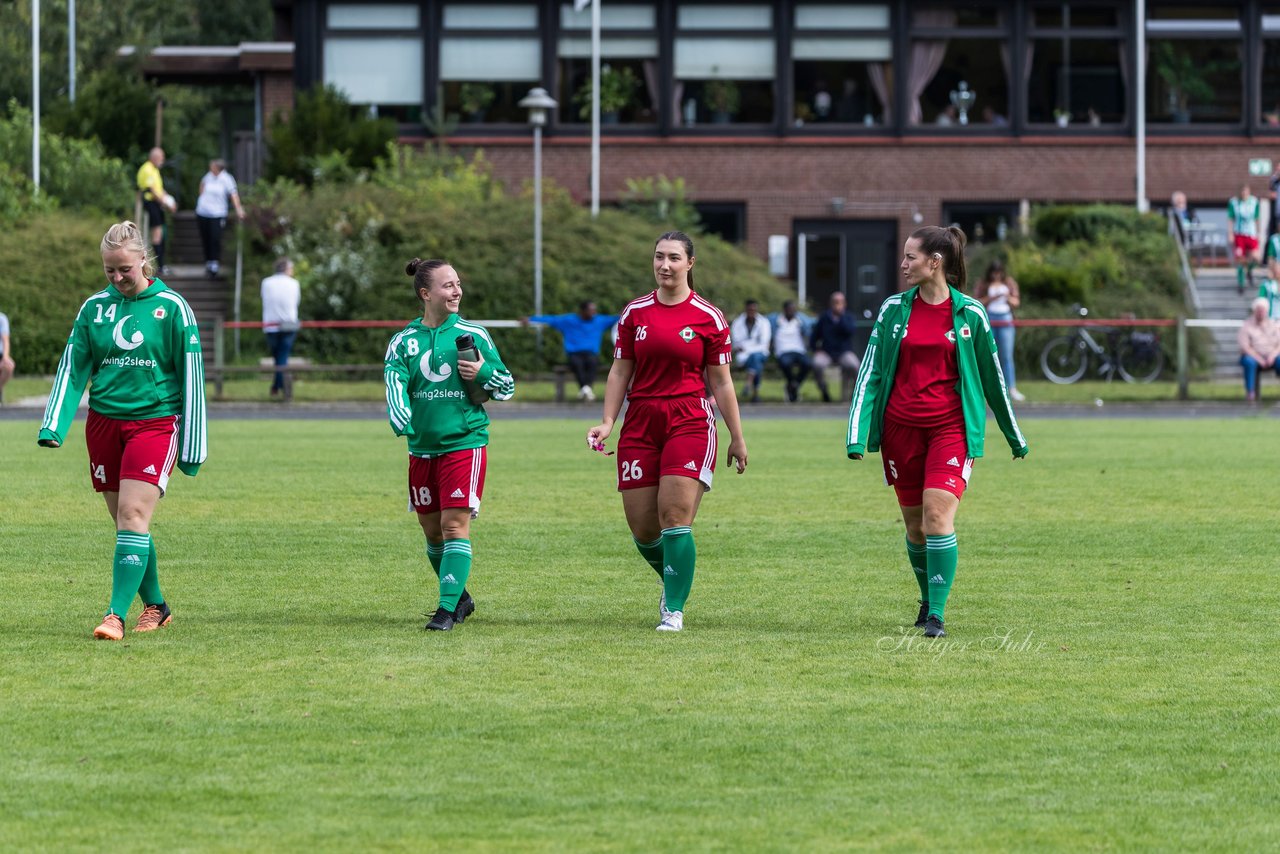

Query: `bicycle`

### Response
(1039, 306, 1165, 384)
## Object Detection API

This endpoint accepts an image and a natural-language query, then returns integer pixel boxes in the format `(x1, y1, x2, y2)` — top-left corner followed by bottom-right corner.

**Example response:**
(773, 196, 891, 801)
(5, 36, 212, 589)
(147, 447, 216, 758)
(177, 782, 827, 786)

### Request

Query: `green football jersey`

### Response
(1229, 195, 1261, 237)
(384, 314, 515, 456)
(38, 279, 208, 475)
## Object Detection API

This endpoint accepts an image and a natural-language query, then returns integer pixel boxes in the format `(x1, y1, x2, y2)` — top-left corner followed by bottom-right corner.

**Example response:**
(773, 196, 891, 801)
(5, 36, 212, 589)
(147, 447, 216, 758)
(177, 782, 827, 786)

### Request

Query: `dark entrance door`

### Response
(794, 219, 897, 352)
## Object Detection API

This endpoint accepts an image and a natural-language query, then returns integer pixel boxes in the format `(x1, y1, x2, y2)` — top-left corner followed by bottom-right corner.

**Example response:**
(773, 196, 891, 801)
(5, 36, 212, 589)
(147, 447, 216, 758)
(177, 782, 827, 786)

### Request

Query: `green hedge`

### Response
(240, 146, 794, 373)
(965, 204, 1200, 378)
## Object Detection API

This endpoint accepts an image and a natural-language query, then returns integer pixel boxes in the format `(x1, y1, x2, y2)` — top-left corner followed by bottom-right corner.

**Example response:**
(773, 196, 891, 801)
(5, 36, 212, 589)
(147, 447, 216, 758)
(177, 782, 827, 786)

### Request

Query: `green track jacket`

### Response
(845, 285, 1028, 460)
(384, 314, 516, 456)
(38, 279, 207, 476)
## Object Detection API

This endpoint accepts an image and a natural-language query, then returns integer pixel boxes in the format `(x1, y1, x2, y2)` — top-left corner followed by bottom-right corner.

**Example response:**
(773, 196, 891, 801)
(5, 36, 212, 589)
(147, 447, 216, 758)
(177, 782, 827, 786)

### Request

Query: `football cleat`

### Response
(454, 590, 475, 624)
(93, 613, 125, 641)
(914, 601, 930, 629)
(134, 602, 172, 633)
(923, 615, 946, 638)
(425, 607, 456, 631)
(656, 610, 684, 632)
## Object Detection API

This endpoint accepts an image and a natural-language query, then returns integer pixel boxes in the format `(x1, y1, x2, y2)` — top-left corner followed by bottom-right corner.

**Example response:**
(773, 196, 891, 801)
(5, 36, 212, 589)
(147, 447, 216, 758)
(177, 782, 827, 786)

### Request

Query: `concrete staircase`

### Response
(1191, 267, 1253, 379)
(161, 212, 233, 365)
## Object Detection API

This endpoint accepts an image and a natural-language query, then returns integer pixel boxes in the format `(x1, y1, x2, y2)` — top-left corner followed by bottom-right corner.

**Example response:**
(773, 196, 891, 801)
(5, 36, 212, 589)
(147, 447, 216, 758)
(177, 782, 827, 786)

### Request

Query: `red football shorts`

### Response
(879, 416, 973, 506)
(616, 396, 718, 491)
(408, 447, 486, 518)
(84, 410, 180, 495)
(1235, 234, 1260, 259)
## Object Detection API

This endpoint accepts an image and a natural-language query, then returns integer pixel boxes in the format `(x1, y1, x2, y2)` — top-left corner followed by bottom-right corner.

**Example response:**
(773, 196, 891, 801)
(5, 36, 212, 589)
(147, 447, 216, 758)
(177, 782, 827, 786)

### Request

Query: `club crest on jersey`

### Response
(152, 307, 166, 320)
(945, 330, 957, 343)
(679, 326, 696, 343)
(960, 324, 972, 339)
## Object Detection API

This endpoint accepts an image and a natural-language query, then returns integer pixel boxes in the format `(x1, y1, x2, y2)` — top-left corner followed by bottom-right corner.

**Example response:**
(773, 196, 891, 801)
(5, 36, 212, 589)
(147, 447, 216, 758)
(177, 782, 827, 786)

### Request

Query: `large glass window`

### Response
(441, 3, 542, 124)
(323, 4, 424, 122)
(674, 4, 775, 126)
(908, 5, 1011, 127)
(558, 3, 658, 125)
(1147, 3, 1243, 124)
(1027, 3, 1126, 126)
(792, 4, 892, 127)
(1260, 8, 1280, 125)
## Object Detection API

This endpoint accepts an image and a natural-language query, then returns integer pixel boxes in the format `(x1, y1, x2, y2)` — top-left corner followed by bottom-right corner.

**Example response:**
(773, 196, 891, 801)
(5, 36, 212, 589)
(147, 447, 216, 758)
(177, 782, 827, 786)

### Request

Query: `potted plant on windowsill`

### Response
(1152, 42, 1214, 123)
(1053, 107, 1071, 128)
(459, 83, 496, 122)
(703, 75, 741, 124)
(573, 64, 640, 124)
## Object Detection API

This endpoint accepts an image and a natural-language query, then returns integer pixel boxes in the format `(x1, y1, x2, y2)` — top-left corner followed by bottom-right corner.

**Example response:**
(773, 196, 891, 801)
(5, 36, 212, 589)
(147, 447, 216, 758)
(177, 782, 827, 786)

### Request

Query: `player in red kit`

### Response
(587, 231, 748, 632)
(845, 226, 1027, 638)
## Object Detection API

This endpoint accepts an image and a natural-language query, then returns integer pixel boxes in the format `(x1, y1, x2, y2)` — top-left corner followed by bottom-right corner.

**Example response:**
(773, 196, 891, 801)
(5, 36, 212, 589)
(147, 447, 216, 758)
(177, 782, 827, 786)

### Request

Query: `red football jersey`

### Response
(614, 290, 732, 399)
(884, 294, 964, 426)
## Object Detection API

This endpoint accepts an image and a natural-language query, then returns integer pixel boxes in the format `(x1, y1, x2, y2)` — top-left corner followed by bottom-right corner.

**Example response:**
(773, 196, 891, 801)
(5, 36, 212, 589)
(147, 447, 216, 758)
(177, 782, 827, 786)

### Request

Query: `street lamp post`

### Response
(518, 87, 558, 324)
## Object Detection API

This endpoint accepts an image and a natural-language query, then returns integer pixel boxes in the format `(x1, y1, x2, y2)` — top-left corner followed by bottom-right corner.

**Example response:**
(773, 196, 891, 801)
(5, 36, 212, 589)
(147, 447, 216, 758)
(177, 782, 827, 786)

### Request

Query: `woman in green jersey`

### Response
(385, 258, 515, 632)
(38, 221, 207, 640)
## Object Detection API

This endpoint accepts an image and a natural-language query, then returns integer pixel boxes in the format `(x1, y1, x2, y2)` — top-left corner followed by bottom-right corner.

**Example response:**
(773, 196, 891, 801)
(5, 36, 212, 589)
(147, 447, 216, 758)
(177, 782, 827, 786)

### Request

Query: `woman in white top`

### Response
(194, 159, 245, 278)
(974, 260, 1024, 401)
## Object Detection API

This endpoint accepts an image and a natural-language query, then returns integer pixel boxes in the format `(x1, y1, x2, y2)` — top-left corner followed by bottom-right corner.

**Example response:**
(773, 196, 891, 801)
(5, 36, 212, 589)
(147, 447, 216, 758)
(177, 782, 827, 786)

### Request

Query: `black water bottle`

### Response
(454, 333, 489, 405)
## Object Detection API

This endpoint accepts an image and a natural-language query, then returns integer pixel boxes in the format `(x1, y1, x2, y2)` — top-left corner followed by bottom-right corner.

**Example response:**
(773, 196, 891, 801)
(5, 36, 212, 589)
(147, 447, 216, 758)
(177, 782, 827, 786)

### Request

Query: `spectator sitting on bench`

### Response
(1239, 297, 1280, 402)
(521, 301, 619, 401)
(810, 291, 860, 402)
(730, 299, 772, 403)
(769, 299, 817, 403)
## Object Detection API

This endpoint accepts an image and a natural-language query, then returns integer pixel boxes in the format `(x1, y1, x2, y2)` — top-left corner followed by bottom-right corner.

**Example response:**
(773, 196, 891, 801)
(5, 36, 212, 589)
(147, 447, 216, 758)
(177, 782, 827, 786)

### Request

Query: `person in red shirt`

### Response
(586, 231, 748, 632)
(849, 226, 1027, 638)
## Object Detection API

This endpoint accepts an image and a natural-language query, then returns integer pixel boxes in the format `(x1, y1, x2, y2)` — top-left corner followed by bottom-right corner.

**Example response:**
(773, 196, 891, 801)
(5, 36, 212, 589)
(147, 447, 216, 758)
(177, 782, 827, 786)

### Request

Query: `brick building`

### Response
(281, 1, 1280, 311)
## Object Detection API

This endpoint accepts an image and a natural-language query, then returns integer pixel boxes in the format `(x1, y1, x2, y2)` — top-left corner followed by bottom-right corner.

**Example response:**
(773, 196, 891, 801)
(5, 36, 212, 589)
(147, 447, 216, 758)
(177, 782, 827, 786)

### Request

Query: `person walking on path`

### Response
(194, 159, 245, 278)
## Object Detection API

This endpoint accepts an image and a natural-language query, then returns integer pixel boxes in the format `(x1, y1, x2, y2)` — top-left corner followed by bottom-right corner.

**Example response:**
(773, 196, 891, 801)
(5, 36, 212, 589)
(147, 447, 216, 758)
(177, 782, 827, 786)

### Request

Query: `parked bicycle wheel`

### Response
(1116, 334, 1164, 383)
(1040, 336, 1088, 383)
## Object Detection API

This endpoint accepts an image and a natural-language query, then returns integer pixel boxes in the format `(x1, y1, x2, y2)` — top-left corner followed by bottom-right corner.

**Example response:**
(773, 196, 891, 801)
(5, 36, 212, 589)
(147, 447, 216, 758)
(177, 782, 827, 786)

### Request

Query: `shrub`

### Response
(239, 147, 793, 373)
(265, 86, 397, 186)
(0, 211, 117, 375)
(0, 100, 133, 221)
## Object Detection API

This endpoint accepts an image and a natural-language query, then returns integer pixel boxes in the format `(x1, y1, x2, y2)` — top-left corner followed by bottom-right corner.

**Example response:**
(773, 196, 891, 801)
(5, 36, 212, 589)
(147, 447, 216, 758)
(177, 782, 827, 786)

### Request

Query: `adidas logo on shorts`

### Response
(143, 464, 158, 475)
(683, 461, 698, 471)
(946, 456, 960, 467)
(450, 488, 465, 498)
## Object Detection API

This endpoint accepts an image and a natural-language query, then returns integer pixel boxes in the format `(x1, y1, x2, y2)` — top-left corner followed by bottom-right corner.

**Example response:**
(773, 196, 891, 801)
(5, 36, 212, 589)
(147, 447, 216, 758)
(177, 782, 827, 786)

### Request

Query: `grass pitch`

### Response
(1, 415, 1275, 851)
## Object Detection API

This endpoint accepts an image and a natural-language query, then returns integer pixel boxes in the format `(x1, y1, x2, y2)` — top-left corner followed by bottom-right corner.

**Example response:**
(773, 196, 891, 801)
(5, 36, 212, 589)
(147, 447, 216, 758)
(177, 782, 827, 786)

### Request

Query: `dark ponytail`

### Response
(655, 230, 696, 289)
(910, 225, 968, 291)
(406, 257, 449, 302)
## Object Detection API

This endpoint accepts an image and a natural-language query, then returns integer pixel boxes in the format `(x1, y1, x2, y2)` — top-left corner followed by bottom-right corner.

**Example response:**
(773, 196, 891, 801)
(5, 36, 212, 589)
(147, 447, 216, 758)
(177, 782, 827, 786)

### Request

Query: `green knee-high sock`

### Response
(109, 531, 151, 618)
(633, 535, 664, 579)
(926, 533, 958, 620)
(1239, 265, 1247, 287)
(661, 526, 696, 613)
(136, 539, 164, 606)
(425, 539, 444, 578)
(437, 539, 472, 612)
(905, 537, 929, 605)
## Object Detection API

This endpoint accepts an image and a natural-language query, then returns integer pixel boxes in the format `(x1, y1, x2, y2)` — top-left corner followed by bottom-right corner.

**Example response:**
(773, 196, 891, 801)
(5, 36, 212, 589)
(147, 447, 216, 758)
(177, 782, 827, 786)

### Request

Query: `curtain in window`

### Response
(907, 9, 955, 125)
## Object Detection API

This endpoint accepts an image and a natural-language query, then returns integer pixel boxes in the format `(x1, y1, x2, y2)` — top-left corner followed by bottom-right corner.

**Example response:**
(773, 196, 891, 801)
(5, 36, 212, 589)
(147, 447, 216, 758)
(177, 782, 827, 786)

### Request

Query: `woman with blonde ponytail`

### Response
(845, 225, 1027, 638)
(38, 221, 207, 640)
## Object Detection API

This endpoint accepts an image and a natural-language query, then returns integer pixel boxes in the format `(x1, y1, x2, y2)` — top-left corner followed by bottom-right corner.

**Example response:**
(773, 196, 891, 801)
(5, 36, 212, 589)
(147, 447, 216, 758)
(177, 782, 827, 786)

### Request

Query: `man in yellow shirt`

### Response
(137, 147, 177, 276)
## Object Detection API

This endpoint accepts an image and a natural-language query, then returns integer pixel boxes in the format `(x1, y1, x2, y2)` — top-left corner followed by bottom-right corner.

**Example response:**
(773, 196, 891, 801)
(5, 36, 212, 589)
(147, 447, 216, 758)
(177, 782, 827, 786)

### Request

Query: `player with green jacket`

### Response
(38, 221, 207, 640)
(846, 225, 1027, 638)
(385, 257, 515, 632)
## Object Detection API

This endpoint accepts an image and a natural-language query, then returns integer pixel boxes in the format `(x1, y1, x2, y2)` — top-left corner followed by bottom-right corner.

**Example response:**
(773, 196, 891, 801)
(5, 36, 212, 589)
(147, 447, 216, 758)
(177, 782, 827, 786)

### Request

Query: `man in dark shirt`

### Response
(810, 291, 859, 402)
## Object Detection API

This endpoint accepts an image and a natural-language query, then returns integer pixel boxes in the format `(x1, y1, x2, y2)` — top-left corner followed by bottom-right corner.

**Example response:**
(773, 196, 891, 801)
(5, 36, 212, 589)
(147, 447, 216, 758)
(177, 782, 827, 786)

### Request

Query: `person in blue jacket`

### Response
(522, 300, 620, 401)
